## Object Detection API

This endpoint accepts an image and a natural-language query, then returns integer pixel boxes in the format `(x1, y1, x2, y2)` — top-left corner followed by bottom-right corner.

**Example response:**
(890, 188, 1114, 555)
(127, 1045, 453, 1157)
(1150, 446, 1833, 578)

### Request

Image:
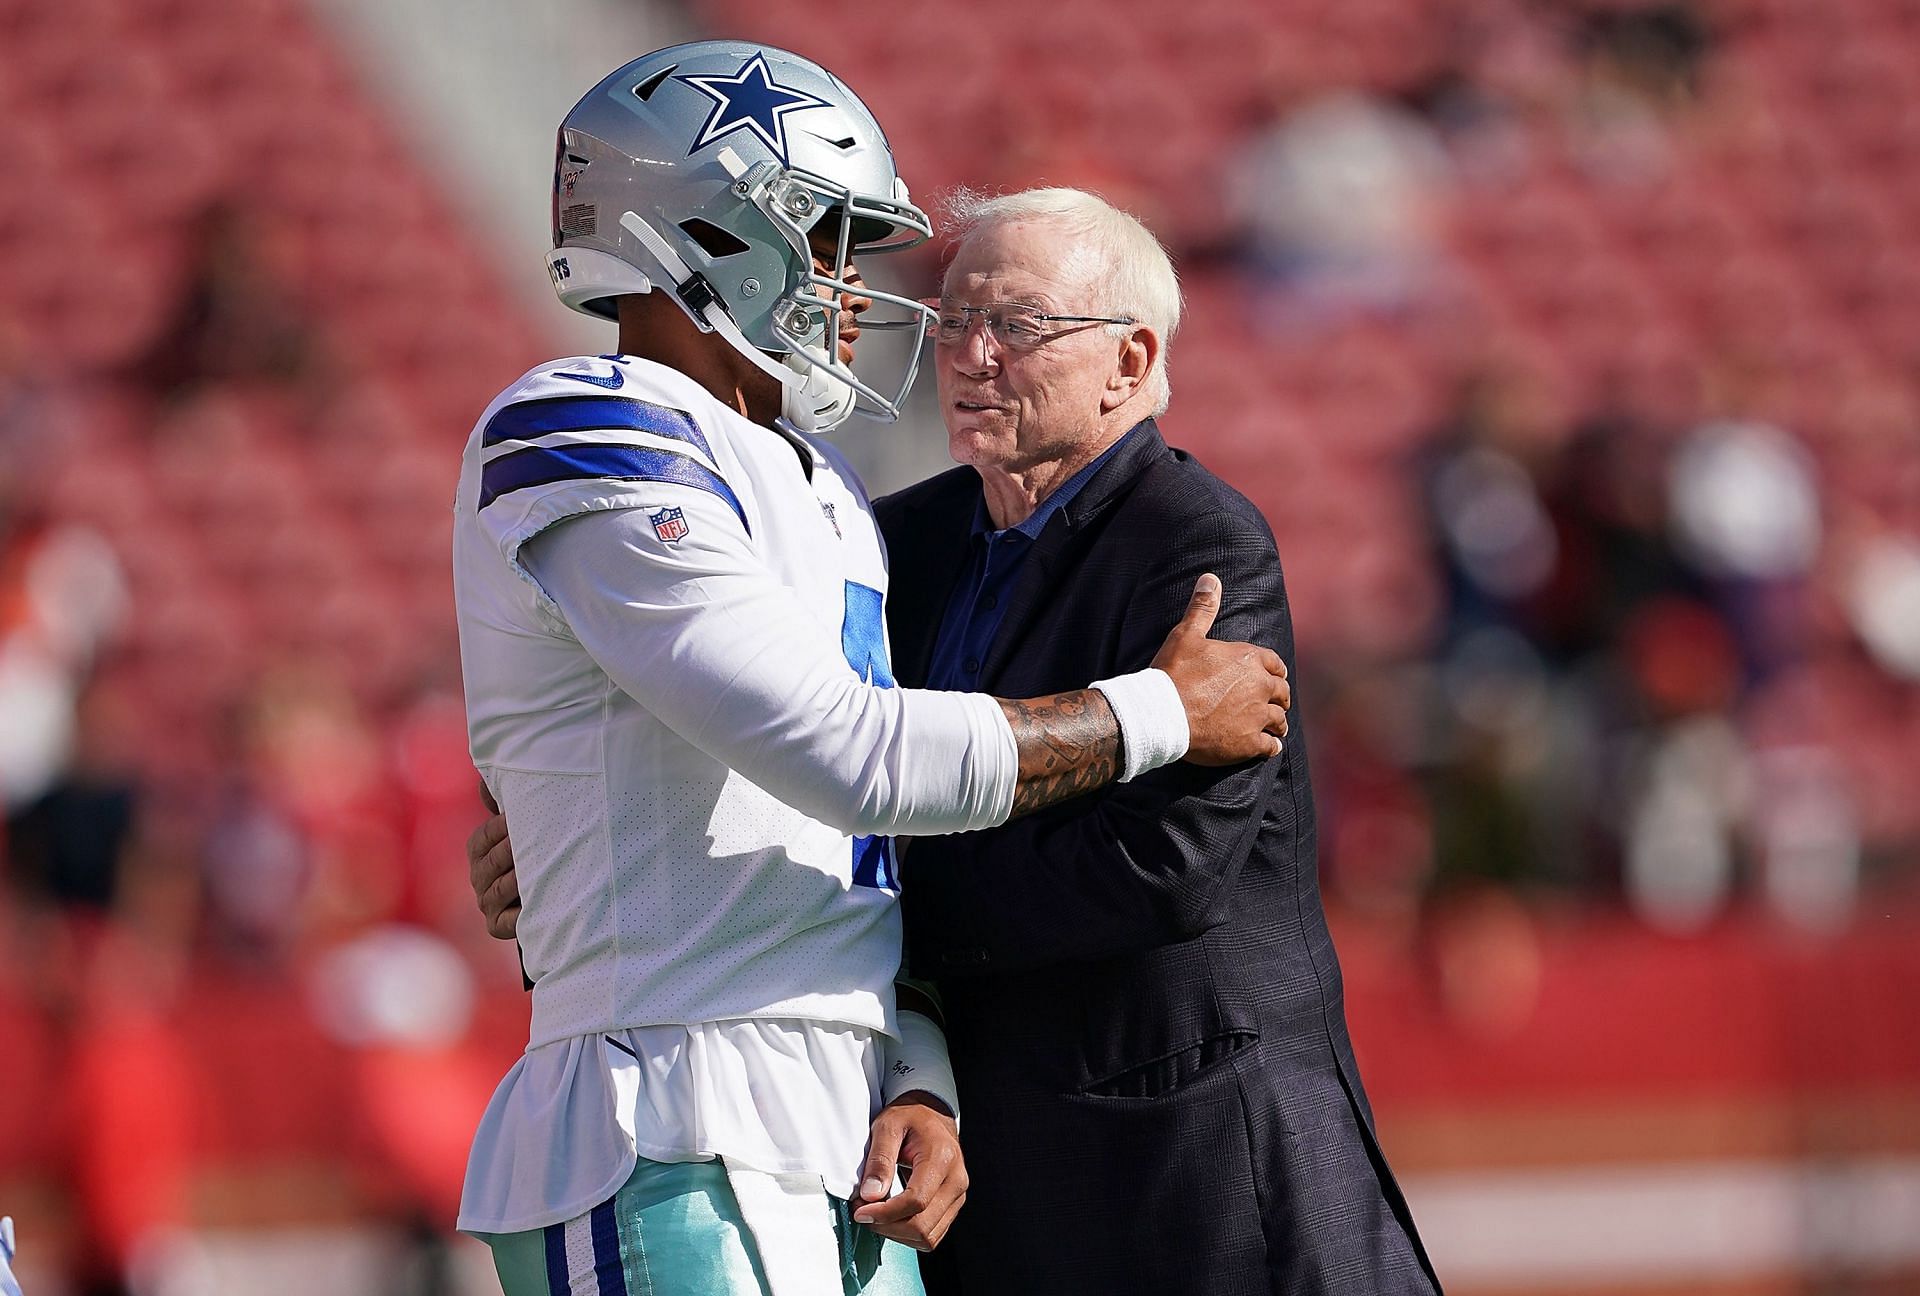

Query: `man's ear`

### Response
(1101, 326, 1159, 413)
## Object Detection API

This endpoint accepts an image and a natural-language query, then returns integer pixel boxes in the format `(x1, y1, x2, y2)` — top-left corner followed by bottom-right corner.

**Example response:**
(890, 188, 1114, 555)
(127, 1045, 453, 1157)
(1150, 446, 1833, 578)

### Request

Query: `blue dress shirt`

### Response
(924, 425, 1145, 693)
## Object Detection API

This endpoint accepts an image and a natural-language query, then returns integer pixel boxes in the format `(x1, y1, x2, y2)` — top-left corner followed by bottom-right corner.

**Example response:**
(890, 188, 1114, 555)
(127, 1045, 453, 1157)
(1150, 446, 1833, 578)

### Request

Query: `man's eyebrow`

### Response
(935, 293, 1056, 310)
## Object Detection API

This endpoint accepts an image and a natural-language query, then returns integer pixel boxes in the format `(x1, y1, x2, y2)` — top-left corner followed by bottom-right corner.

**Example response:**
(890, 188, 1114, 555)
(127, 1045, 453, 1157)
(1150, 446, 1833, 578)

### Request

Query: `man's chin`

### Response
(946, 426, 1008, 468)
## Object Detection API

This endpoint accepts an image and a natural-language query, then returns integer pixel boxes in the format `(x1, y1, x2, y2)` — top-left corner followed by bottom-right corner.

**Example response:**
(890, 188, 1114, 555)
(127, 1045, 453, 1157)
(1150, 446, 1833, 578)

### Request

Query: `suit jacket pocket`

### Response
(1078, 1028, 1260, 1101)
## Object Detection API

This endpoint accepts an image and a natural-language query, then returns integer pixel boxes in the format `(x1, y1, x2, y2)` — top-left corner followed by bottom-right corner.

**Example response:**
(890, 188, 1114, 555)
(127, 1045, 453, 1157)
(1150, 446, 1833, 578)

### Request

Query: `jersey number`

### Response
(842, 581, 899, 892)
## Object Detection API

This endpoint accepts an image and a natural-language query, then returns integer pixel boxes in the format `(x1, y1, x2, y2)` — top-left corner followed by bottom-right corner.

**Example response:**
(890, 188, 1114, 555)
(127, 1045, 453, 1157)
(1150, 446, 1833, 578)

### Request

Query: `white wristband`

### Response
(883, 1010, 961, 1125)
(1092, 667, 1190, 781)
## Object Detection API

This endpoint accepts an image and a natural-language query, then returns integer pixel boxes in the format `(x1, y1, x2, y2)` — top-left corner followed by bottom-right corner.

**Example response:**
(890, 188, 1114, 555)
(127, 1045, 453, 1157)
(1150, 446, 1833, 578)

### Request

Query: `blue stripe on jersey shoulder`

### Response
(479, 442, 748, 531)
(482, 393, 715, 462)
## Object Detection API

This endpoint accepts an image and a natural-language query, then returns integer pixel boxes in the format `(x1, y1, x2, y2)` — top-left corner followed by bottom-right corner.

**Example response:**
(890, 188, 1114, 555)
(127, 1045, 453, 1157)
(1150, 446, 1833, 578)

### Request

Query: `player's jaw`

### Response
(835, 312, 861, 366)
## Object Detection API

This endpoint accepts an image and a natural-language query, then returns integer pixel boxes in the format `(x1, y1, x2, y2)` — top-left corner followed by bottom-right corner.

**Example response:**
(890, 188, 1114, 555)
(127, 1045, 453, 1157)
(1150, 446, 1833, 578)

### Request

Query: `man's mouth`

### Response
(953, 399, 999, 412)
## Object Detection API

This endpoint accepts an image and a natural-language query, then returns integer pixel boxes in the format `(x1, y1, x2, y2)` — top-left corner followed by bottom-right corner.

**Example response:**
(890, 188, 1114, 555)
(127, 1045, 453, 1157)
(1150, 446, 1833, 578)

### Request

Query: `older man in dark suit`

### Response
(468, 186, 1437, 1294)
(881, 188, 1437, 1296)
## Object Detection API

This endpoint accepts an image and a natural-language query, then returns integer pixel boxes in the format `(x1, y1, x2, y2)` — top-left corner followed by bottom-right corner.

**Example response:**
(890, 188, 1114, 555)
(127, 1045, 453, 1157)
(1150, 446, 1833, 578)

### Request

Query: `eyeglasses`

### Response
(927, 302, 1137, 351)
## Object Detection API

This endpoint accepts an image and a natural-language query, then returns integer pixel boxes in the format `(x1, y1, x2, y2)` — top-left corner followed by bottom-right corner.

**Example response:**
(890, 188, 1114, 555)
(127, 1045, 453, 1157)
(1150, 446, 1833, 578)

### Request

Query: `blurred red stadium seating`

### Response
(4, 0, 1920, 1287)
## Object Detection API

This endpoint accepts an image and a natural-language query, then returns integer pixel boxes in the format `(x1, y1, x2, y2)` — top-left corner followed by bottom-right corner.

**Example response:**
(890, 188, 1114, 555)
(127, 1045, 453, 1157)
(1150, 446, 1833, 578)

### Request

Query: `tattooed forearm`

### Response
(999, 689, 1122, 818)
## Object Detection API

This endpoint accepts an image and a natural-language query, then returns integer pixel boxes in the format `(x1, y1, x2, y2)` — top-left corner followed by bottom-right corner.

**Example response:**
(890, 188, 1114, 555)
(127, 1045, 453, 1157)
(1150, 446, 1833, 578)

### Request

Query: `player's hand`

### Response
(1151, 573, 1290, 766)
(850, 1091, 967, 1251)
(468, 780, 520, 941)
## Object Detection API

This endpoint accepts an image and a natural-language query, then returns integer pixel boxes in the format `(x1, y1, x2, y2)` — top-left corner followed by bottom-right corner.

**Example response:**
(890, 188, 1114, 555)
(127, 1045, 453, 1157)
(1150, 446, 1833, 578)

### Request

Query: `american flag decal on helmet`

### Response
(650, 506, 689, 542)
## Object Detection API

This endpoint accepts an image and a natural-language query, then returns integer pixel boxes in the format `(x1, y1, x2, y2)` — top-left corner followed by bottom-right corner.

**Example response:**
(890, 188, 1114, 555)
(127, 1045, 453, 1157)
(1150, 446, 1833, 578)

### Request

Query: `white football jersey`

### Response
(453, 354, 1016, 1050)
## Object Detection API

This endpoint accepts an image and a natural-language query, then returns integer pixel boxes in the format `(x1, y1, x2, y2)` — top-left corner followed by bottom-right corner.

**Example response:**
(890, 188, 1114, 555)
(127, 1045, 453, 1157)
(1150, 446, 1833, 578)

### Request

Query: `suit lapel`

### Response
(979, 421, 1170, 686)
(882, 470, 979, 689)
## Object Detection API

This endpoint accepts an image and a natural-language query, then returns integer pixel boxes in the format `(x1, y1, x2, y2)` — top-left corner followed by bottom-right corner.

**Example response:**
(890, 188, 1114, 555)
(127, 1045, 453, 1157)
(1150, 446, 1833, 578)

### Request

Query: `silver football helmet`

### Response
(547, 41, 935, 432)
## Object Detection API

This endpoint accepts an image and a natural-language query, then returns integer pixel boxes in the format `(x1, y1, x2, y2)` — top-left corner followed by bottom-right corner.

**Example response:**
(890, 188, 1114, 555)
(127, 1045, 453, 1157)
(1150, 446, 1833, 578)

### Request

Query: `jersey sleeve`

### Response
(472, 384, 746, 609)
(518, 496, 1018, 839)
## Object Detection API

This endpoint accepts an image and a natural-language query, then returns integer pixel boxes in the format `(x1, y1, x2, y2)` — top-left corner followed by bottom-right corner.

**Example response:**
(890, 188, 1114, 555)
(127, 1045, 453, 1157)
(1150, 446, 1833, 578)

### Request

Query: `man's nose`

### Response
(950, 315, 999, 375)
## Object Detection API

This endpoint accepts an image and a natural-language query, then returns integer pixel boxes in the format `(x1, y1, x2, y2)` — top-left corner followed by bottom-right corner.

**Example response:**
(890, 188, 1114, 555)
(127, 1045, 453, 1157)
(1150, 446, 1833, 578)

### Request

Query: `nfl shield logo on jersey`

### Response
(650, 507, 690, 543)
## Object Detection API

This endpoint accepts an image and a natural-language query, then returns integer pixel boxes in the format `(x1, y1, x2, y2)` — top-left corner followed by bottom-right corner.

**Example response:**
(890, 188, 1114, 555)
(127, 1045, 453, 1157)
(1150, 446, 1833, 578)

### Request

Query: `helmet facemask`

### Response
(737, 159, 934, 431)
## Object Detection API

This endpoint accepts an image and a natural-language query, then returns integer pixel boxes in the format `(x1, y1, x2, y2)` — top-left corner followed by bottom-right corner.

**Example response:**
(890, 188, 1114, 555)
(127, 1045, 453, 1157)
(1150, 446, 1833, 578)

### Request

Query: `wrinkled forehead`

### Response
(941, 219, 1102, 308)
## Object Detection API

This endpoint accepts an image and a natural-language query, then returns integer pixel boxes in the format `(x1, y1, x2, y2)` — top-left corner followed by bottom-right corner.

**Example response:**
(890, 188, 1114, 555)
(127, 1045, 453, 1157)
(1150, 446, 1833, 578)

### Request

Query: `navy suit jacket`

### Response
(877, 422, 1440, 1296)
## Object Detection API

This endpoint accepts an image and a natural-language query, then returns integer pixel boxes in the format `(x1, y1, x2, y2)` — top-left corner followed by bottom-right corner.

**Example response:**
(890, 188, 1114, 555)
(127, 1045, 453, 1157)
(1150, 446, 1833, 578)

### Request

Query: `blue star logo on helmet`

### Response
(675, 53, 829, 166)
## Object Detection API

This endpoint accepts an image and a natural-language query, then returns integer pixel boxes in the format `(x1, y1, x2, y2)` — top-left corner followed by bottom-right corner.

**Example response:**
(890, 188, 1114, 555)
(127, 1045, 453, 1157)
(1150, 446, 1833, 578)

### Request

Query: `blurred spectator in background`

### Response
(1564, 2, 1710, 183)
(5, 679, 142, 916)
(1229, 87, 1452, 323)
(0, 334, 128, 816)
(1405, 356, 1854, 937)
(130, 201, 320, 402)
(198, 710, 312, 966)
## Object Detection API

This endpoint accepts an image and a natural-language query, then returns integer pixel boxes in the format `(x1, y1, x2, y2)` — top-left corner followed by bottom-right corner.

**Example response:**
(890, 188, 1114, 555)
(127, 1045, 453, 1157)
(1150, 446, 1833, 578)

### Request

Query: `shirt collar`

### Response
(970, 422, 1148, 542)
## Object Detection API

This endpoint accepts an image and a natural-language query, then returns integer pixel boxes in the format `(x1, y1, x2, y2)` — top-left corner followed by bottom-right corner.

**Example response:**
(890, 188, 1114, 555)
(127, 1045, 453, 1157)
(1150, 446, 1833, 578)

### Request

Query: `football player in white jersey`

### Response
(452, 41, 1289, 1296)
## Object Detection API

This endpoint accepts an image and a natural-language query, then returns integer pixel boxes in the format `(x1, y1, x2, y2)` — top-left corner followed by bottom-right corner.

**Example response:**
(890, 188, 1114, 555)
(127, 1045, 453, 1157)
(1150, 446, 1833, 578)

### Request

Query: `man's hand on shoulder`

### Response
(1153, 573, 1290, 765)
(468, 780, 520, 941)
(852, 1091, 967, 1251)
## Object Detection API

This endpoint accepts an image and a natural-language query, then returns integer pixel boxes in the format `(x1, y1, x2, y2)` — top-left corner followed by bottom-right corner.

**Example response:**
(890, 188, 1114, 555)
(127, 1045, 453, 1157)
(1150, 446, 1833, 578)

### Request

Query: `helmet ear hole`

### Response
(679, 218, 752, 259)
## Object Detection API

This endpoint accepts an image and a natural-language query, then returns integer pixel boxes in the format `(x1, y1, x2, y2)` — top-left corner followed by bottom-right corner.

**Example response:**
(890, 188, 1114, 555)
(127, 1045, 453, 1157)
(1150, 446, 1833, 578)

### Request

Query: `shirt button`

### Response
(981, 594, 998, 610)
(964, 658, 980, 673)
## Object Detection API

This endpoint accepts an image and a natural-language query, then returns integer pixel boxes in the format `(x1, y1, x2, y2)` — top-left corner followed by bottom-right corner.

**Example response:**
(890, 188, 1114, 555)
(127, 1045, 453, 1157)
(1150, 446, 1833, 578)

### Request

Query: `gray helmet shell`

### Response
(547, 42, 934, 430)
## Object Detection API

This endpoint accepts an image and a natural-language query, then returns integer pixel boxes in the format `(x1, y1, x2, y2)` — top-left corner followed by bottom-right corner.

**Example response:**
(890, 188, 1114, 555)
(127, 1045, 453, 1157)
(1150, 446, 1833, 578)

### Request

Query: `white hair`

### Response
(943, 187, 1182, 417)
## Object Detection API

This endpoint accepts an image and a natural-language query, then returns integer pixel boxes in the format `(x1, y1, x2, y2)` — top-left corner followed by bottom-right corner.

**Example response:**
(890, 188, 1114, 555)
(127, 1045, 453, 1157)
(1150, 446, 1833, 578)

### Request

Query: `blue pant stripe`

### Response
(589, 1198, 626, 1295)
(542, 1221, 571, 1296)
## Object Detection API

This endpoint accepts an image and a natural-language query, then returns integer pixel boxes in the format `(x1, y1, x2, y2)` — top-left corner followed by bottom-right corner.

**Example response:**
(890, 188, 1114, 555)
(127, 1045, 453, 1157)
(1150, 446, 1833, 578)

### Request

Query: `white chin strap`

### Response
(618, 210, 850, 433)
(785, 355, 855, 430)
